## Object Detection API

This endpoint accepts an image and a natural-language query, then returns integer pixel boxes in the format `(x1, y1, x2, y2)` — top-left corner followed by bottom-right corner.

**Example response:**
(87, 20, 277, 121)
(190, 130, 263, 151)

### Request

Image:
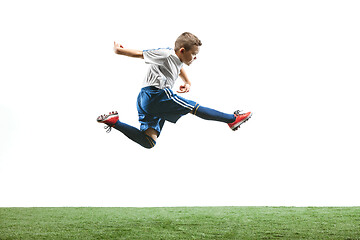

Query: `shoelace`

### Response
(234, 110, 243, 116)
(104, 125, 112, 133)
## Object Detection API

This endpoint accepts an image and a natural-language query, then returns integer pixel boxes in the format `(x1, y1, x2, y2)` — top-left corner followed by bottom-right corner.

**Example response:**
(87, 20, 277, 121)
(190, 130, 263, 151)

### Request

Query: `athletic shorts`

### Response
(136, 86, 199, 135)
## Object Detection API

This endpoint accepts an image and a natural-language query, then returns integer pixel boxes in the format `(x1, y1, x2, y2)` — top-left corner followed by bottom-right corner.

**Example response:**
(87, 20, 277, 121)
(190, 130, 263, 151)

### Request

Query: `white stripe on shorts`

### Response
(164, 88, 193, 111)
(164, 88, 171, 99)
(174, 95, 194, 109)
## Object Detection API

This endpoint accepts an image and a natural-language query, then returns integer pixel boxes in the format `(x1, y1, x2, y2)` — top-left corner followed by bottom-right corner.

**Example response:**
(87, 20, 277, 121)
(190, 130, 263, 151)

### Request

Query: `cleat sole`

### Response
(97, 111, 118, 123)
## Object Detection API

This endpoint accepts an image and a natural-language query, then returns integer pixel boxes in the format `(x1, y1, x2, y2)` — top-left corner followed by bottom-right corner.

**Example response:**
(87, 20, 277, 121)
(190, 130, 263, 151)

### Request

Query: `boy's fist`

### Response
(177, 83, 191, 93)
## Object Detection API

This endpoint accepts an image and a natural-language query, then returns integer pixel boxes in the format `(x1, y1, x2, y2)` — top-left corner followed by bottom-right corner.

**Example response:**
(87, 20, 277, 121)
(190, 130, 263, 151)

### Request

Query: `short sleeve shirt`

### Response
(142, 48, 183, 89)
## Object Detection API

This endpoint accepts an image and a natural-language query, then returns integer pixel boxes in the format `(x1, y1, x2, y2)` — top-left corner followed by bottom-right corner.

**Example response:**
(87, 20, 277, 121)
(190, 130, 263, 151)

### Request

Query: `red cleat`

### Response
(228, 110, 252, 131)
(97, 111, 119, 132)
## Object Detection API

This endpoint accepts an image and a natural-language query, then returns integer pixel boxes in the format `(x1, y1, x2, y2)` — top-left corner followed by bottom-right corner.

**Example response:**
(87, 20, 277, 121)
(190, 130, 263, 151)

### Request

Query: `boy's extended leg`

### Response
(193, 105, 236, 123)
(97, 112, 156, 149)
(192, 105, 252, 131)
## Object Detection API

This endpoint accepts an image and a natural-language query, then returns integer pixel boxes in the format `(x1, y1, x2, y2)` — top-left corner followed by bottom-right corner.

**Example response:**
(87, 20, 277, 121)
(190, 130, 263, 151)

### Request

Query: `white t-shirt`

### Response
(142, 48, 183, 89)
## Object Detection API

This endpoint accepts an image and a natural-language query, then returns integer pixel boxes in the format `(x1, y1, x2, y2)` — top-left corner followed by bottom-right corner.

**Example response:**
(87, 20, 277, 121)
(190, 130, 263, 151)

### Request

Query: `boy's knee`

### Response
(144, 135, 156, 149)
(144, 128, 158, 141)
(144, 141, 156, 149)
(191, 103, 201, 116)
(144, 144, 156, 149)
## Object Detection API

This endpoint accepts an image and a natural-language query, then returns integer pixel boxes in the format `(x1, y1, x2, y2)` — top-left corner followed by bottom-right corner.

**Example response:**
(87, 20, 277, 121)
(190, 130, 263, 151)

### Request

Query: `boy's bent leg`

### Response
(97, 111, 159, 148)
(113, 121, 156, 149)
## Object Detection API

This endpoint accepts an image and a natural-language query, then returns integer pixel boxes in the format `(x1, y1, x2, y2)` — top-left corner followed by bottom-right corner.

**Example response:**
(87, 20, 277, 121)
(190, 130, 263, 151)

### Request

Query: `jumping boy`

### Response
(97, 32, 252, 149)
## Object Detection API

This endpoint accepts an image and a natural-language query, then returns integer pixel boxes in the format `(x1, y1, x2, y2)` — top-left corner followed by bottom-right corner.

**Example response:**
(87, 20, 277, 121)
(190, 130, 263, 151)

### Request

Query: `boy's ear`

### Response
(180, 47, 185, 53)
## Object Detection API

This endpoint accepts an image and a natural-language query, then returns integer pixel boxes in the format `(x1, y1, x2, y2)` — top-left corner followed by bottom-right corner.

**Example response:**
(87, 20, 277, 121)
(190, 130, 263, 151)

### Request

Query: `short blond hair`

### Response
(174, 32, 202, 51)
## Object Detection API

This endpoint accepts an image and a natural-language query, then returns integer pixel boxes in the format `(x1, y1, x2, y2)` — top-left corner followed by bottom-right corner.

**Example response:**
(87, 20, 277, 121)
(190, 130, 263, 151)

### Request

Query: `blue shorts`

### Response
(137, 86, 199, 135)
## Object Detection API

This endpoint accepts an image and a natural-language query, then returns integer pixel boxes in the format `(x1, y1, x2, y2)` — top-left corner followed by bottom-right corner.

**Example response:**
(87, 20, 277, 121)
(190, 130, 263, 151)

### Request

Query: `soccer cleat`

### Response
(97, 111, 119, 132)
(228, 110, 252, 131)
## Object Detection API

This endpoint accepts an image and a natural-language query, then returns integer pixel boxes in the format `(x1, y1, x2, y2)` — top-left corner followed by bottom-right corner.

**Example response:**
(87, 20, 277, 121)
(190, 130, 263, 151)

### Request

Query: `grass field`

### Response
(0, 207, 359, 239)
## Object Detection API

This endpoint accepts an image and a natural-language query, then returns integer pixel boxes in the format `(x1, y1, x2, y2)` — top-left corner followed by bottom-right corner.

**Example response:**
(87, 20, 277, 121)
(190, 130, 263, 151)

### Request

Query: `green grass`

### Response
(0, 207, 359, 239)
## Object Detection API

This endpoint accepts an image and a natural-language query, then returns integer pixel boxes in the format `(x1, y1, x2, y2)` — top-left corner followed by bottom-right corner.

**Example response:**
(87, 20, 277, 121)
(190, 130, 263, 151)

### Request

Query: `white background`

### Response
(1, 0, 359, 207)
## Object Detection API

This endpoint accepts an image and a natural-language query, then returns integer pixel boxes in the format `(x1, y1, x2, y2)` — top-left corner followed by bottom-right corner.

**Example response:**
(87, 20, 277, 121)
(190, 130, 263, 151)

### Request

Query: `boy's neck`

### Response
(175, 50, 183, 63)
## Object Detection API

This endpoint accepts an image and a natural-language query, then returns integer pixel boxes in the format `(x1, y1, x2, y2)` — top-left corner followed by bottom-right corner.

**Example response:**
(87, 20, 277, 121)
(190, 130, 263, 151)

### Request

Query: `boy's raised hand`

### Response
(114, 41, 124, 50)
(177, 83, 191, 93)
(113, 42, 144, 59)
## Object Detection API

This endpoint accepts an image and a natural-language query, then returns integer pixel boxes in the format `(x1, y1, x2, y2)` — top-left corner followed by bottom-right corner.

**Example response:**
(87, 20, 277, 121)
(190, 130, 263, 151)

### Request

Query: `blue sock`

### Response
(193, 105, 235, 123)
(113, 121, 156, 149)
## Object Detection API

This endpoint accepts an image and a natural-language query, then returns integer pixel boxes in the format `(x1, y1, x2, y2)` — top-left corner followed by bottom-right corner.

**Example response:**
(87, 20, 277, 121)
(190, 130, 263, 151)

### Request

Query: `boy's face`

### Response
(180, 46, 200, 66)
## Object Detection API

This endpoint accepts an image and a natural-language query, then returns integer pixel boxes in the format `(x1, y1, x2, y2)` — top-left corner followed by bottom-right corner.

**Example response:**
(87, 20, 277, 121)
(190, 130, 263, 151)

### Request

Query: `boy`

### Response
(97, 32, 252, 149)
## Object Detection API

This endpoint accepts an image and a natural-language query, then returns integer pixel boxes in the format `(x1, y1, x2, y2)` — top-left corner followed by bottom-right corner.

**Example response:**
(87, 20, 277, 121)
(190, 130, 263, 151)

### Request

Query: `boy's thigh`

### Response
(138, 113, 165, 137)
(137, 87, 197, 126)
(150, 89, 197, 123)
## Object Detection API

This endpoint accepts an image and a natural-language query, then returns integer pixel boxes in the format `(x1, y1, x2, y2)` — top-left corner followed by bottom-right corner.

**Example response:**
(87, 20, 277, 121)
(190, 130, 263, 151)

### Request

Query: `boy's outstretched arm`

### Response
(177, 67, 191, 93)
(114, 41, 144, 59)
